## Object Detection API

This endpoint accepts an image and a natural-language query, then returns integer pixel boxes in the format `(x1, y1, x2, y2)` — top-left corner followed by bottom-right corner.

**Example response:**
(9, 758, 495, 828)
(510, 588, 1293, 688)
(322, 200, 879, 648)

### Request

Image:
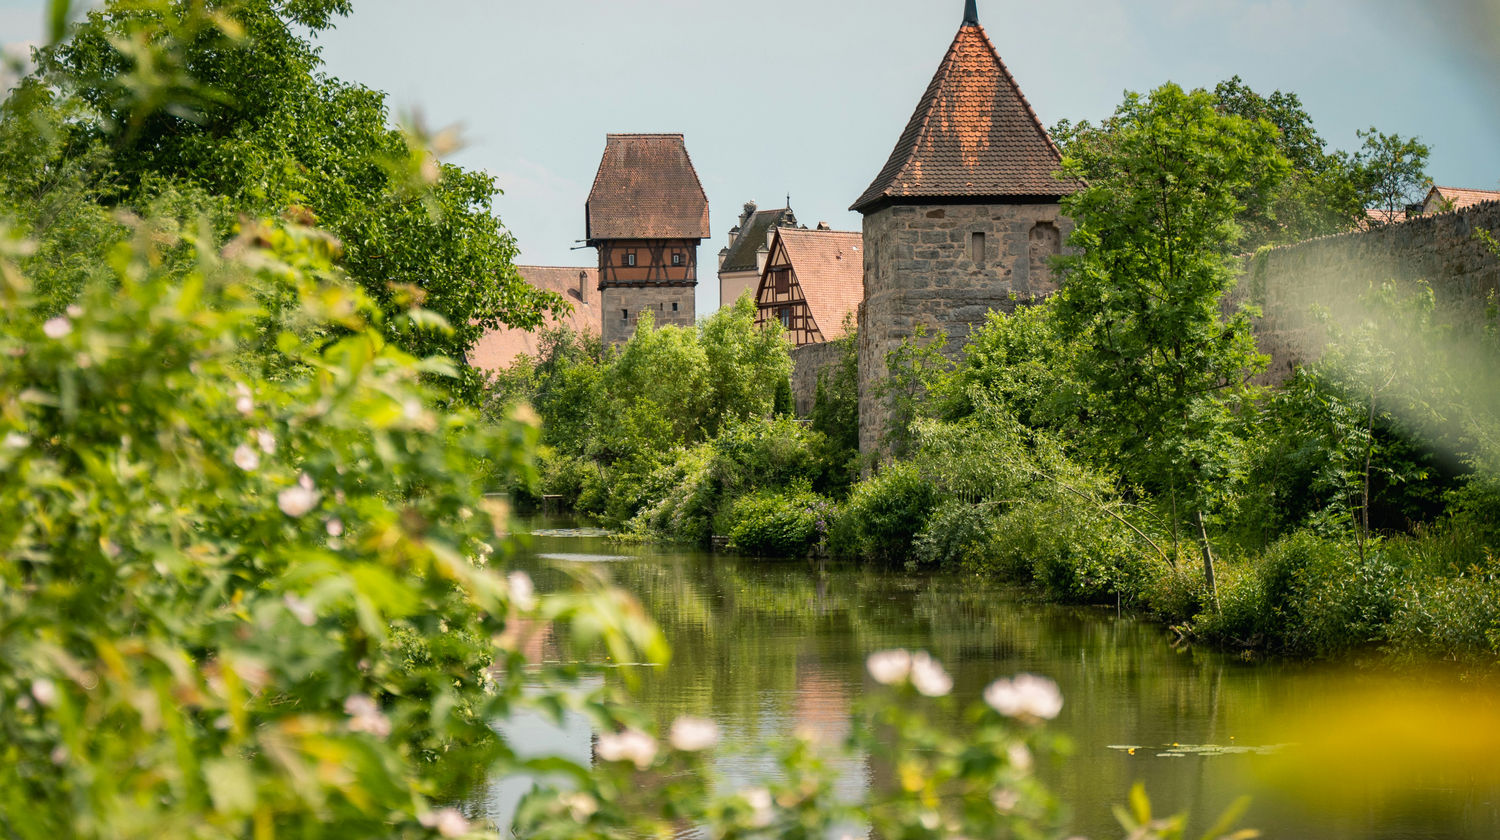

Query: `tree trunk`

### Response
(1197, 510, 1220, 613)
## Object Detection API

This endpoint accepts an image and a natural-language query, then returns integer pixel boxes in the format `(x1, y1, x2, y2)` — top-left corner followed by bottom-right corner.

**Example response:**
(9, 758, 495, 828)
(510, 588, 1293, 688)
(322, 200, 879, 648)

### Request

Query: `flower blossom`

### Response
(983, 674, 1063, 721)
(596, 728, 657, 769)
(31, 679, 57, 707)
(508, 570, 537, 611)
(866, 649, 912, 685)
(418, 807, 470, 837)
(233, 444, 260, 472)
(909, 651, 953, 697)
(669, 716, 720, 752)
(326, 518, 344, 538)
(254, 429, 276, 454)
(284, 593, 316, 626)
(3, 433, 27, 449)
(742, 787, 774, 828)
(559, 791, 598, 822)
(278, 475, 320, 517)
(235, 383, 254, 416)
(344, 694, 392, 738)
(42, 317, 71, 339)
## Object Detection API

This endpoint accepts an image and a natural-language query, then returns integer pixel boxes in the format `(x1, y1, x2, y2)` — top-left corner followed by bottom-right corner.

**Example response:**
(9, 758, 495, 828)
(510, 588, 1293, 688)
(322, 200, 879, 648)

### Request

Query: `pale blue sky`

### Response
(4, 0, 1499, 317)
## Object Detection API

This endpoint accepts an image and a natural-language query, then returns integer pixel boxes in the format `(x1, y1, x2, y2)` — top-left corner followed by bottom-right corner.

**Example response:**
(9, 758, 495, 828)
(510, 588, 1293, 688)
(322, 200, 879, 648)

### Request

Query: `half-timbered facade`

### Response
(586, 134, 711, 344)
(755, 227, 864, 347)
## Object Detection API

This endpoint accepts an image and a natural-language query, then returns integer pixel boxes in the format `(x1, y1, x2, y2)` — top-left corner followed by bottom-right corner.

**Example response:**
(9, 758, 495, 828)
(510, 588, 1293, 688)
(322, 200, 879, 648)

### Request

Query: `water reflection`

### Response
(490, 518, 1500, 839)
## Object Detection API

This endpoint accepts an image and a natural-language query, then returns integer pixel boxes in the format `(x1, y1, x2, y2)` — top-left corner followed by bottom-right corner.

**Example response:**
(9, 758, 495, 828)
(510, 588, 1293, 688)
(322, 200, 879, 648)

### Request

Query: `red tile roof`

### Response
(1427, 186, 1500, 212)
(586, 134, 710, 241)
(770, 228, 864, 340)
(851, 19, 1080, 213)
(468, 266, 600, 372)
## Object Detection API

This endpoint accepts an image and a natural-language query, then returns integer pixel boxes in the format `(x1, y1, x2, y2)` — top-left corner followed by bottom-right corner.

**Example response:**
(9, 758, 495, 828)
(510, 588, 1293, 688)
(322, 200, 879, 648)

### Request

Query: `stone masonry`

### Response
(1234, 200, 1500, 384)
(857, 202, 1072, 454)
(601, 286, 695, 344)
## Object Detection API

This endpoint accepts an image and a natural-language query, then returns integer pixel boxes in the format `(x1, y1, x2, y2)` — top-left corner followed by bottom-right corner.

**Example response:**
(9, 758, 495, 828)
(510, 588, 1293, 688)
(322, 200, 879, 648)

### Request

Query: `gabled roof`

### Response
(721, 207, 796, 273)
(766, 228, 864, 340)
(469, 266, 600, 372)
(1427, 186, 1500, 212)
(851, 11, 1079, 213)
(586, 134, 710, 241)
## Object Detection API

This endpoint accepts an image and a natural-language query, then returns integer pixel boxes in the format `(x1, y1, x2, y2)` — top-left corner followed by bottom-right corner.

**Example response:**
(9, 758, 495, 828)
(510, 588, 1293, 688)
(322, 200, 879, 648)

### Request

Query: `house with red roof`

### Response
(754, 226, 863, 347)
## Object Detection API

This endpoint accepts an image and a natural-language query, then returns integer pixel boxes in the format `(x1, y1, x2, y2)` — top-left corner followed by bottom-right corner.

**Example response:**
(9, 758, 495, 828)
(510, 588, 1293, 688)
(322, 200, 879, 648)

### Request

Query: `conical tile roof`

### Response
(851, 14, 1079, 213)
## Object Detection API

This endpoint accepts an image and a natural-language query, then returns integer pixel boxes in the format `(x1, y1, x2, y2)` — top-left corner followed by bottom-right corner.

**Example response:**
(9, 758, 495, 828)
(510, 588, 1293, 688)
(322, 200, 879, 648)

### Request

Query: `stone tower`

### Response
(586, 134, 711, 345)
(851, 0, 1081, 457)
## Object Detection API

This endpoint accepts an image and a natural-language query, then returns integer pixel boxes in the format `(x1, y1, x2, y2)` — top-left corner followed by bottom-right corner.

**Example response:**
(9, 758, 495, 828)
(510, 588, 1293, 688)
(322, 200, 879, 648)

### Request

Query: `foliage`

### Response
(808, 316, 860, 489)
(724, 487, 834, 557)
(5, 0, 563, 403)
(830, 461, 939, 565)
(875, 323, 954, 458)
(1354, 128, 1431, 221)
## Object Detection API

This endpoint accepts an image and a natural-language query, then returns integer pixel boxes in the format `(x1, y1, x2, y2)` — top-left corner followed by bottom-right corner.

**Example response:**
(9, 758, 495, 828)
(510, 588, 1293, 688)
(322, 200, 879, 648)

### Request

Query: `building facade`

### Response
(850, 0, 1081, 456)
(754, 226, 863, 346)
(718, 202, 799, 309)
(585, 134, 711, 344)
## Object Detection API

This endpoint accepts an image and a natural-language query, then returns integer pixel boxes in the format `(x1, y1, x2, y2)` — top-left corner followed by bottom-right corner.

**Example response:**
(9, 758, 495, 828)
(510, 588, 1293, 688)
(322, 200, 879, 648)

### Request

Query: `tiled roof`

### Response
(468, 266, 601, 373)
(721, 207, 796, 273)
(1428, 186, 1500, 211)
(586, 134, 710, 241)
(772, 228, 864, 340)
(851, 19, 1080, 212)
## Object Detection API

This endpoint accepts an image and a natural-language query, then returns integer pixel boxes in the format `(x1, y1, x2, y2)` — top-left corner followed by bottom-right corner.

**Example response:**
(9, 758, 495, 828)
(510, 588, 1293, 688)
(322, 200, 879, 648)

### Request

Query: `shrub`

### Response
(628, 445, 718, 545)
(1388, 563, 1500, 665)
(830, 462, 938, 564)
(912, 499, 1006, 571)
(724, 488, 835, 556)
(1252, 530, 1397, 656)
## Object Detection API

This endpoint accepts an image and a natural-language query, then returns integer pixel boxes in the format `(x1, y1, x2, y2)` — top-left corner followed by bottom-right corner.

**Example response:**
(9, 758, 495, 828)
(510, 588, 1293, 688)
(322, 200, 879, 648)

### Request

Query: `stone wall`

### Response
(789, 340, 846, 416)
(600, 286, 696, 345)
(856, 201, 1073, 456)
(1234, 201, 1500, 384)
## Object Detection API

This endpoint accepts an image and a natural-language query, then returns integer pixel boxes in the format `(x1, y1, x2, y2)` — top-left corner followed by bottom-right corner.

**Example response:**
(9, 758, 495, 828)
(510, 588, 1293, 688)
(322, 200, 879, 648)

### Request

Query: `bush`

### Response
(1388, 563, 1500, 664)
(1247, 530, 1397, 656)
(724, 488, 835, 556)
(830, 462, 938, 564)
(912, 500, 1005, 571)
(628, 445, 718, 545)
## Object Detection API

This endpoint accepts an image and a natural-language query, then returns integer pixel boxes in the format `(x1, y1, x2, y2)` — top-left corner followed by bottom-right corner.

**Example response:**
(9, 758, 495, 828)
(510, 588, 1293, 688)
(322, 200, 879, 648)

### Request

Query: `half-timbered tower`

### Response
(586, 134, 711, 345)
(851, 0, 1081, 456)
(755, 227, 863, 347)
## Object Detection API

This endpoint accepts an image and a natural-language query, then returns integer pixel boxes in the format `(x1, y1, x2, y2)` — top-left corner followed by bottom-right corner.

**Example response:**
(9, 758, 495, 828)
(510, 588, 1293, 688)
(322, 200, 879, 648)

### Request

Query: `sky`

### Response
(4, 0, 1500, 318)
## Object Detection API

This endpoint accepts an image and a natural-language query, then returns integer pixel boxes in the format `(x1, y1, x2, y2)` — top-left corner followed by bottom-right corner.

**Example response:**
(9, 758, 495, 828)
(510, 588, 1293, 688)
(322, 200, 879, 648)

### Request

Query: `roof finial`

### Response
(963, 0, 979, 24)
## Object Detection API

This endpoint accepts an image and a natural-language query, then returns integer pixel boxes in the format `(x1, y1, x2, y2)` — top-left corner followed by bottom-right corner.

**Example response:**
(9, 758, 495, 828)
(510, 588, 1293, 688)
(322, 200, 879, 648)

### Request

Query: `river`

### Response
(475, 517, 1500, 839)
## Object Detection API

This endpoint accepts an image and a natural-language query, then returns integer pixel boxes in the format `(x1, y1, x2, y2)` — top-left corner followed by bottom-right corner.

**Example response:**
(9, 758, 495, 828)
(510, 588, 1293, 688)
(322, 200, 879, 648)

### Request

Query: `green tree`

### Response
(698, 295, 793, 436)
(1354, 127, 1431, 222)
(1055, 83, 1283, 595)
(6, 0, 561, 402)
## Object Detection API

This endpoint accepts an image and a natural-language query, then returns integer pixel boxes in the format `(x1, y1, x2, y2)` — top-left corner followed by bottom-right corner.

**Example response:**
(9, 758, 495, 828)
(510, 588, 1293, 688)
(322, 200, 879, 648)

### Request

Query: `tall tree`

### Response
(5, 0, 561, 402)
(1355, 127, 1431, 222)
(1055, 83, 1285, 596)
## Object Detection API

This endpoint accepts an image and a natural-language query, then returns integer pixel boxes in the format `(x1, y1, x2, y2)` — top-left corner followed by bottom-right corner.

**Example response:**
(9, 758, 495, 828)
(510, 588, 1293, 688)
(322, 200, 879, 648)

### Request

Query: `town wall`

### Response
(856, 202, 1072, 457)
(789, 340, 846, 416)
(600, 286, 696, 345)
(1234, 201, 1500, 384)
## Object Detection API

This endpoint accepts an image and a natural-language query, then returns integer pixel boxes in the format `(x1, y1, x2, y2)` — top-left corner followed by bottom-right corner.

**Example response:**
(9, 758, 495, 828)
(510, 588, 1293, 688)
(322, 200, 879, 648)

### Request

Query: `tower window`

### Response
(672, 252, 683, 266)
(970, 231, 986, 267)
(779, 307, 792, 329)
(622, 309, 629, 321)
(672, 302, 678, 312)
(625, 251, 636, 267)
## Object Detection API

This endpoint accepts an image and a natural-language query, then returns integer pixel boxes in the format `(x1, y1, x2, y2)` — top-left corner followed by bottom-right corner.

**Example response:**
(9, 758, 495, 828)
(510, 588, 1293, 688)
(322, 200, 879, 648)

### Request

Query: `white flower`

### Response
(742, 787, 774, 828)
(419, 807, 470, 837)
(866, 649, 912, 685)
(909, 651, 953, 697)
(984, 674, 1064, 721)
(30, 679, 57, 707)
(42, 317, 71, 339)
(559, 791, 598, 822)
(992, 788, 1021, 813)
(1007, 742, 1034, 771)
(508, 571, 536, 611)
(278, 476, 320, 517)
(233, 444, 260, 471)
(65, 305, 82, 318)
(3, 433, 27, 449)
(596, 729, 657, 769)
(284, 593, 316, 626)
(325, 518, 344, 538)
(235, 382, 254, 415)
(669, 716, 720, 752)
(344, 694, 392, 738)
(254, 429, 276, 454)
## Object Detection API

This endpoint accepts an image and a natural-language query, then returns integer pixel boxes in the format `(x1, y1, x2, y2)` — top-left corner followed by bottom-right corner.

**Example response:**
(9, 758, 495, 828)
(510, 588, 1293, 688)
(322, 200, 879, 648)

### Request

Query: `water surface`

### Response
(484, 518, 1500, 839)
